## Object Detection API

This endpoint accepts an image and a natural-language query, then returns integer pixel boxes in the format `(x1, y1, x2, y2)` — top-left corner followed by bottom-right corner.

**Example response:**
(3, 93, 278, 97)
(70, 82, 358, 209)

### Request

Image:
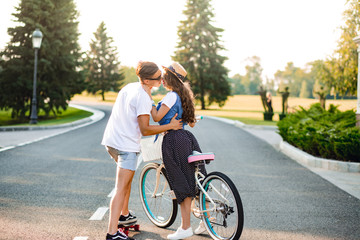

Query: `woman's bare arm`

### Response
(151, 103, 170, 122)
(138, 113, 182, 136)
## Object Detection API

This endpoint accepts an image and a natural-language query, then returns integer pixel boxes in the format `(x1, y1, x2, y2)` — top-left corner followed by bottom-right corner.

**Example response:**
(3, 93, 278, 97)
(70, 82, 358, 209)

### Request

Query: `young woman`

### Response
(102, 61, 183, 240)
(149, 62, 207, 239)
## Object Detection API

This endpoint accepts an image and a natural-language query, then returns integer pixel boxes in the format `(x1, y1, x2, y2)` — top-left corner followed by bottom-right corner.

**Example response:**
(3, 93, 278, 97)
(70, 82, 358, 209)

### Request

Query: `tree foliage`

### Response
(326, 0, 360, 96)
(173, 0, 230, 109)
(274, 62, 315, 98)
(299, 81, 310, 98)
(243, 56, 263, 94)
(308, 60, 332, 98)
(121, 66, 138, 85)
(85, 22, 124, 100)
(228, 74, 246, 95)
(0, 0, 85, 120)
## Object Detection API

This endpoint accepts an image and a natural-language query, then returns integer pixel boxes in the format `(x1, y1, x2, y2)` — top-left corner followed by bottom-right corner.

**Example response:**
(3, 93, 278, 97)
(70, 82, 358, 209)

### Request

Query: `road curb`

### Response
(0, 104, 103, 132)
(280, 140, 360, 173)
(0, 104, 105, 153)
(204, 115, 360, 173)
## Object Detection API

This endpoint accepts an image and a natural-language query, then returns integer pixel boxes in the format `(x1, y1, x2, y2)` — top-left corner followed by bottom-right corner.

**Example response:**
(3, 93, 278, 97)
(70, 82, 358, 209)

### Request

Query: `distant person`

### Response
(278, 87, 290, 114)
(266, 91, 273, 113)
(102, 61, 183, 240)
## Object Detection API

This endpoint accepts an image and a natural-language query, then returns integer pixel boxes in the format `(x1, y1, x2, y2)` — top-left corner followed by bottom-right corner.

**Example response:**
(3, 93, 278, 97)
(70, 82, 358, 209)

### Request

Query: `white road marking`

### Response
(0, 146, 15, 152)
(107, 188, 115, 198)
(108, 188, 115, 198)
(89, 207, 109, 220)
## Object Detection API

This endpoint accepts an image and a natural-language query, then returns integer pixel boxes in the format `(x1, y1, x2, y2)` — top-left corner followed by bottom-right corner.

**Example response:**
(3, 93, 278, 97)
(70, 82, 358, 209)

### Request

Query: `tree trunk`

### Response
(200, 76, 205, 110)
(201, 97, 205, 110)
(101, 91, 105, 101)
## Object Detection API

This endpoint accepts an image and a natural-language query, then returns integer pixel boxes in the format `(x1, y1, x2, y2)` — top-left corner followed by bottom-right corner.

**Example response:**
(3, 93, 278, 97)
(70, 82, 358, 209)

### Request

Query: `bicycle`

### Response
(139, 137, 244, 240)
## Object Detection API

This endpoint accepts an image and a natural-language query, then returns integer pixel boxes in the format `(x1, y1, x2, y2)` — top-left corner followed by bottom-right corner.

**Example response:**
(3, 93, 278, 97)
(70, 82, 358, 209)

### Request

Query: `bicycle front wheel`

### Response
(139, 162, 178, 228)
(199, 171, 244, 240)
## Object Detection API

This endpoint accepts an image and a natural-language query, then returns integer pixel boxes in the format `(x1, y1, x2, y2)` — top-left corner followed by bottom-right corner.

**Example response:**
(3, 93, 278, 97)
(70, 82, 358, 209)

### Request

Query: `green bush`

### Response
(277, 103, 360, 162)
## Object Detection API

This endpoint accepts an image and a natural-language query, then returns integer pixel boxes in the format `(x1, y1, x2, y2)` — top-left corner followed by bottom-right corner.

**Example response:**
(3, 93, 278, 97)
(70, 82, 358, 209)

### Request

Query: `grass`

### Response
(1, 91, 356, 127)
(73, 92, 357, 126)
(0, 107, 93, 127)
(218, 115, 278, 126)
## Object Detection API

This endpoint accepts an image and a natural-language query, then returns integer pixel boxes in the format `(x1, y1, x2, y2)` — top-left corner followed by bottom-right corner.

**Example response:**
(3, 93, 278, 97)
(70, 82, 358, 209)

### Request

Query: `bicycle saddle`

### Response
(188, 151, 215, 164)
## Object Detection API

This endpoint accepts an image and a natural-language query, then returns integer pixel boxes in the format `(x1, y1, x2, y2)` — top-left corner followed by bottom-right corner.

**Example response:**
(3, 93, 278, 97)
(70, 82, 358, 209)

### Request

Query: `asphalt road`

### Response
(0, 104, 359, 240)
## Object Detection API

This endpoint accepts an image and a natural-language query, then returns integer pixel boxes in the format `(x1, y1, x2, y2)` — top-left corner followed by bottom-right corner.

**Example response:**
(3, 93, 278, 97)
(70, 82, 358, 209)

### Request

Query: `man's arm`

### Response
(138, 113, 182, 136)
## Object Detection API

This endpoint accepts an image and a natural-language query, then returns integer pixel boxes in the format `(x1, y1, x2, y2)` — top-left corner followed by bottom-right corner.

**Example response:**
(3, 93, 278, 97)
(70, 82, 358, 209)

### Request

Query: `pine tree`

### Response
(0, 0, 85, 120)
(173, 0, 230, 109)
(85, 22, 124, 100)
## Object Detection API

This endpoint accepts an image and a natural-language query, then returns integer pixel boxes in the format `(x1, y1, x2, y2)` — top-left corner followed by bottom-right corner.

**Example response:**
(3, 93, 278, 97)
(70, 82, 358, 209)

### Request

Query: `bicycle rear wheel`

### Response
(139, 162, 178, 228)
(199, 171, 244, 240)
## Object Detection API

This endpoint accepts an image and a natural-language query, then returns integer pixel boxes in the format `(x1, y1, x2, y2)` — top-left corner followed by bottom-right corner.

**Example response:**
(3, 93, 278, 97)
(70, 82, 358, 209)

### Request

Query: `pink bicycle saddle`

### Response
(188, 151, 215, 163)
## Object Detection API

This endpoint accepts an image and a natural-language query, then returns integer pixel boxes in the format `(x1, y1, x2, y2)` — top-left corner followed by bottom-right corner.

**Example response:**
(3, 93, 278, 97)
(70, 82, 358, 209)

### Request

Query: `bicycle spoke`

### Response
(140, 163, 177, 228)
(200, 172, 243, 240)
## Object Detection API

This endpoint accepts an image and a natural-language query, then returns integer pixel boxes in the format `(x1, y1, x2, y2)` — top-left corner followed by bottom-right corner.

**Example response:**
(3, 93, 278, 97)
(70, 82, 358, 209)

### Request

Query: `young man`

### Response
(102, 61, 183, 240)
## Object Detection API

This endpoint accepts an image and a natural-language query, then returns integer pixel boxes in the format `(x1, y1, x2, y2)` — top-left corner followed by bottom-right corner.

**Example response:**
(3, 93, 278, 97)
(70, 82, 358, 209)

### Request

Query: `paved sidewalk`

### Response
(1, 107, 359, 201)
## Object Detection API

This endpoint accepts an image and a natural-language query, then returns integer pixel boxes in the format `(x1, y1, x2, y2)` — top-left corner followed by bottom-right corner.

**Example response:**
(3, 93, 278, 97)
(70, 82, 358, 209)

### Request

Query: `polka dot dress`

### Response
(162, 129, 207, 204)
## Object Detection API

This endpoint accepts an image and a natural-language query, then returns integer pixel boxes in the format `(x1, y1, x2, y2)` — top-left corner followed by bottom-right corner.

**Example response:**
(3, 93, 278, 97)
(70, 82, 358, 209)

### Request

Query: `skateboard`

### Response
(118, 221, 140, 236)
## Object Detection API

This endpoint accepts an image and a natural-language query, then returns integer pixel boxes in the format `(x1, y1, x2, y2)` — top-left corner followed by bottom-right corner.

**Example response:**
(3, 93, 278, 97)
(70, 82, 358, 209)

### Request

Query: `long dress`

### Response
(157, 92, 206, 204)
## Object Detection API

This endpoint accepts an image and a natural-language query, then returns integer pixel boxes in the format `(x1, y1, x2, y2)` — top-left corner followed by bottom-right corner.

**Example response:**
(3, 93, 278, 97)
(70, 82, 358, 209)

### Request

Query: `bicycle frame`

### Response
(194, 166, 230, 215)
(151, 163, 170, 198)
(151, 162, 230, 216)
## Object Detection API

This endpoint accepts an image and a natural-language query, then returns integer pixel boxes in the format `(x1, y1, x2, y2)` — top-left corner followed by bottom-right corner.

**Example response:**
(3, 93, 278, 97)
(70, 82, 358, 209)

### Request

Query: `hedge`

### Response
(277, 103, 360, 162)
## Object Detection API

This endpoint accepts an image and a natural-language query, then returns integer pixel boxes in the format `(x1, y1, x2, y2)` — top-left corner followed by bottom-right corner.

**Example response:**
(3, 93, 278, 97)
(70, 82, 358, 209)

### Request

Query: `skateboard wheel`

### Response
(134, 225, 140, 231)
(124, 230, 129, 235)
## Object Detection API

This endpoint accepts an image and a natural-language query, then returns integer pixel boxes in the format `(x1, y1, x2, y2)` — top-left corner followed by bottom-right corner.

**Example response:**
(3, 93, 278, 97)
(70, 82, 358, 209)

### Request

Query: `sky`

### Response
(0, 0, 348, 79)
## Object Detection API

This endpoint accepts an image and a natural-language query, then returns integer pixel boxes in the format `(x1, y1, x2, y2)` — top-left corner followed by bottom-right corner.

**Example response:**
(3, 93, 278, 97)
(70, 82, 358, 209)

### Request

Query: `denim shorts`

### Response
(105, 146, 139, 171)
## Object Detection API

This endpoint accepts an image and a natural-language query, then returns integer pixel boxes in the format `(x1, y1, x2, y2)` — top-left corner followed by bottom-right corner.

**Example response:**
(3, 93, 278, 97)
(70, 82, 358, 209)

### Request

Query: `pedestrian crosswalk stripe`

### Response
(89, 206, 108, 220)
(107, 188, 115, 198)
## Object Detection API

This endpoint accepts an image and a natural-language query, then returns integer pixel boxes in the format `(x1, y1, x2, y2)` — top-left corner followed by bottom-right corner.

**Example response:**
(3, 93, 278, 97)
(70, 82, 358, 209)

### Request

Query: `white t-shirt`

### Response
(101, 82, 152, 152)
(161, 91, 177, 108)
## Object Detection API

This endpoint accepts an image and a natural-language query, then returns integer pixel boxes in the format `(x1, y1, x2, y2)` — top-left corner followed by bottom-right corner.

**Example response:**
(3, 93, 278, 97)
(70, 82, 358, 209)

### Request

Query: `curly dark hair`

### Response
(163, 70, 195, 124)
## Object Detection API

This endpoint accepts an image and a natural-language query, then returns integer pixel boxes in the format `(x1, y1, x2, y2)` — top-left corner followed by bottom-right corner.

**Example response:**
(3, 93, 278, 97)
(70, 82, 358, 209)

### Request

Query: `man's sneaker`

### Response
(194, 220, 206, 235)
(106, 230, 130, 240)
(167, 227, 193, 239)
(119, 212, 137, 225)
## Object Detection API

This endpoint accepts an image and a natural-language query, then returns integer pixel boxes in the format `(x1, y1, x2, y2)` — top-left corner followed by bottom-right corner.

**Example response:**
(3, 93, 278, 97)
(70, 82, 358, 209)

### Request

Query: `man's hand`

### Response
(169, 113, 182, 130)
(141, 84, 152, 97)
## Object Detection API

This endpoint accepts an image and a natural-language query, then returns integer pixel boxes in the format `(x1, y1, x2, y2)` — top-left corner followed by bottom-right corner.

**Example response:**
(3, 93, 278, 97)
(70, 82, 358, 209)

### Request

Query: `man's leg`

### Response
(107, 167, 135, 235)
(121, 182, 132, 216)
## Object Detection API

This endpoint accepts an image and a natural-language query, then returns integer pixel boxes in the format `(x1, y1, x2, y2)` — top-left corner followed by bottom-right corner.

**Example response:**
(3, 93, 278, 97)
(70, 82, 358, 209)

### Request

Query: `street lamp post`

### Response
(354, 36, 360, 127)
(29, 28, 43, 124)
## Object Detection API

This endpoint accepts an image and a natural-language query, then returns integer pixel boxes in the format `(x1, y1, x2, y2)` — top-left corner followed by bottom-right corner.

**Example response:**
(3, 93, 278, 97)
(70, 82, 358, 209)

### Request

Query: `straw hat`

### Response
(162, 62, 187, 83)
